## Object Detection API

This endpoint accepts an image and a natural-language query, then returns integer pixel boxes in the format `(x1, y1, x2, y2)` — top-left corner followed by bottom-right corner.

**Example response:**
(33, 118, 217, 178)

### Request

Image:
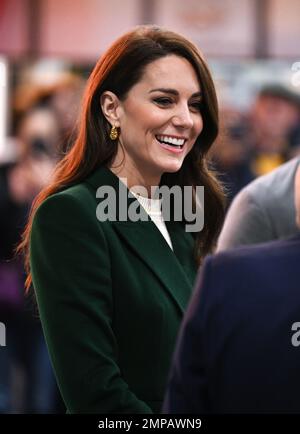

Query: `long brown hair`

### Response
(18, 25, 225, 291)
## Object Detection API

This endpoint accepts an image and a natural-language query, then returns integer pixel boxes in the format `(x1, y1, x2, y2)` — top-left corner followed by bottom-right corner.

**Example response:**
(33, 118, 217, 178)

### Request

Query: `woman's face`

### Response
(112, 54, 204, 186)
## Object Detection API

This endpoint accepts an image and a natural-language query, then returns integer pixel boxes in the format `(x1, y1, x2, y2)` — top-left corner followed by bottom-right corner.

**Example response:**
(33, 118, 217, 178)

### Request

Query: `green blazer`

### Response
(30, 166, 198, 413)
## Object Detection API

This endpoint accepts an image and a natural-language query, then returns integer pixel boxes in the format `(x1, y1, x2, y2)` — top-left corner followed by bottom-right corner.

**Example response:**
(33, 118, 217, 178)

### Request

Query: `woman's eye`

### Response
(190, 101, 203, 112)
(153, 98, 173, 106)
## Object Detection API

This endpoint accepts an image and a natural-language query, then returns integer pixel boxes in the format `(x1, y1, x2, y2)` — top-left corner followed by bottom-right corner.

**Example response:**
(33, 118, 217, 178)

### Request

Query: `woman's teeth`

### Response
(156, 135, 185, 148)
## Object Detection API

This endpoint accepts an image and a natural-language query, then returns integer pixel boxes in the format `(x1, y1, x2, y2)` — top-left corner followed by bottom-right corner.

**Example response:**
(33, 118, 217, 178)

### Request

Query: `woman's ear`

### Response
(100, 91, 122, 127)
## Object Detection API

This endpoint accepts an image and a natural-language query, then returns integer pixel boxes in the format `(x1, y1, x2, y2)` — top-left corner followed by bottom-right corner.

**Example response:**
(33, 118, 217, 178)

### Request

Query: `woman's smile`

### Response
(155, 134, 187, 152)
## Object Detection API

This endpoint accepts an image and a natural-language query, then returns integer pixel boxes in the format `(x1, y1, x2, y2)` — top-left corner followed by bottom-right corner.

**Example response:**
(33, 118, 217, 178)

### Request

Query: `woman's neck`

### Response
(108, 161, 161, 198)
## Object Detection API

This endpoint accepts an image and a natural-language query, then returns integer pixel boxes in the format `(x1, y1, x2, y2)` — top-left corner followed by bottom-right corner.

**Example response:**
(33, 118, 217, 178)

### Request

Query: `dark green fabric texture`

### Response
(30, 166, 198, 413)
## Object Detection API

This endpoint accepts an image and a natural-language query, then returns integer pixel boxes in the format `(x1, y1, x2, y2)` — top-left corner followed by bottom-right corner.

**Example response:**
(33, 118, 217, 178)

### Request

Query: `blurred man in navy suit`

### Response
(163, 165, 300, 414)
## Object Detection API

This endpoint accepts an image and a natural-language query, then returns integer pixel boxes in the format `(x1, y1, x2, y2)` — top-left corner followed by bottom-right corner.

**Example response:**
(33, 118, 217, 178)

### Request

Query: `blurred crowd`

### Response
(0, 69, 300, 412)
(0, 72, 84, 413)
(210, 84, 300, 205)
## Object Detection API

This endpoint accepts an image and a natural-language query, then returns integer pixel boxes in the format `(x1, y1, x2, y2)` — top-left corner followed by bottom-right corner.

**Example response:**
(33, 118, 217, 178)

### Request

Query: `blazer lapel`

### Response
(166, 220, 198, 286)
(85, 165, 196, 314)
(113, 220, 193, 314)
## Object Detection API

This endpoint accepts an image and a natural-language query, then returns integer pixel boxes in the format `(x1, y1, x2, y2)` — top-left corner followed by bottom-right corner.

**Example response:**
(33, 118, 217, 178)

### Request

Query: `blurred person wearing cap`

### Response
(209, 84, 300, 209)
(249, 84, 300, 176)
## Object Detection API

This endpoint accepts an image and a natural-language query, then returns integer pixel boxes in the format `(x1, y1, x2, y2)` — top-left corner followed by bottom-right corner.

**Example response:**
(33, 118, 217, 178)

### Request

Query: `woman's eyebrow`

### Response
(149, 88, 202, 98)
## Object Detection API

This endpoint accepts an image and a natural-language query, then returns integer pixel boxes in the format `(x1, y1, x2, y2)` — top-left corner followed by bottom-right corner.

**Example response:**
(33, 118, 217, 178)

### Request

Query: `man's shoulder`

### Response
(214, 234, 300, 268)
(243, 157, 299, 202)
(217, 158, 300, 250)
(210, 235, 300, 292)
(199, 235, 300, 315)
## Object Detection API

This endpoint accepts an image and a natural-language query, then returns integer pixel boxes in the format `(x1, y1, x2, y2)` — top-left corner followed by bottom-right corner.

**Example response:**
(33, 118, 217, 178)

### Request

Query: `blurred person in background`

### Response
(217, 85, 300, 251)
(18, 25, 225, 413)
(210, 84, 300, 208)
(248, 84, 300, 176)
(49, 73, 85, 153)
(209, 108, 255, 206)
(0, 104, 61, 413)
(13, 72, 85, 154)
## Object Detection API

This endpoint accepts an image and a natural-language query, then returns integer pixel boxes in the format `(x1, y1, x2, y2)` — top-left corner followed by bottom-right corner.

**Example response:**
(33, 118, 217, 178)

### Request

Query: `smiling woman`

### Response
(101, 55, 203, 183)
(18, 25, 225, 413)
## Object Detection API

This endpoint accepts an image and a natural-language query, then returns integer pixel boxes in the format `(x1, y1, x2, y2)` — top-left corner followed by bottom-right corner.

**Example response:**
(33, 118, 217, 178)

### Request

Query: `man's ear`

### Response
(100, 91, 122, 127)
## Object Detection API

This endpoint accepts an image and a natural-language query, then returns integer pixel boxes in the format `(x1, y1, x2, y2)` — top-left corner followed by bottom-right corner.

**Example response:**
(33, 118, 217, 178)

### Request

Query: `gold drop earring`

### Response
(110, 125, 119, 140)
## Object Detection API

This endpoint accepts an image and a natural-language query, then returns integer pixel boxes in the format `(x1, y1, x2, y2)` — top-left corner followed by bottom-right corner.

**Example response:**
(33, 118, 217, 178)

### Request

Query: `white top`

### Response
(131, 192, 173, 251)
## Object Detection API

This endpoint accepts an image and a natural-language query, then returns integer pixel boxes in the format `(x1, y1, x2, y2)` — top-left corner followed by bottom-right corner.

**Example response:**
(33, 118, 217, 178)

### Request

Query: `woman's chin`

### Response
(161, 161, 184, 174)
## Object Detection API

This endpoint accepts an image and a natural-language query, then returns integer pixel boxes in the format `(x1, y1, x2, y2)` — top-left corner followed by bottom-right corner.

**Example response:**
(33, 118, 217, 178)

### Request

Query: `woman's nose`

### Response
(171, 105, 193, 129)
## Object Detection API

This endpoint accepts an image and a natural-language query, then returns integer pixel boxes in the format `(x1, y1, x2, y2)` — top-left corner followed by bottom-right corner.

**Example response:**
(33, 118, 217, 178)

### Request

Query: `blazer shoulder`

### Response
(33, 182, 96, 226)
